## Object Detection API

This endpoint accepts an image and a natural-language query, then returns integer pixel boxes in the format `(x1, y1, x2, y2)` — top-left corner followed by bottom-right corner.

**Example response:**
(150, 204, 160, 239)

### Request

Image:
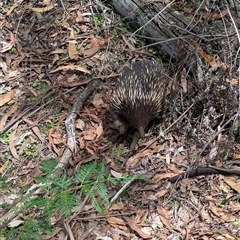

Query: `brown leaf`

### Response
(155, 189, 168, 198)
(209, 145, 218, 160)
(109, 203, 124, 211)
(76, 10, 83, 22)
(0, 58, 8, 74)
(0, 160, 9, 173)
(49, 64, 91, 74)
(22, 117, 35, 125)
(122, 35, 135, 50)
(233, 153, 240, 159)
(180, 68, 187, 92)
(48, 128, 60, 155)
(95, 123, 103, 139)
(0, 90, 15, 106)
(78, 136, 85, 150)
(210, 204, 221, 217)
(52, 52, 59, 64)
(32, 126, 44, 143)
(126, 146, 165, 170)
(193, 41, 223, 70)
(68, 29, 78, 59)
(16, 38, 22, 54)
(84, 129, 96, 141)
(224, 177, 240, 193)
(76, 119, 85, 130)
(124, 217, 151, 239)
(9, 129, 19, 161)
(226, 78, 238, 85)
(228, 204, 240, 212)
(85, 145, 95, 155)
(82, 34, 105, 57)
(183, 7, 193, 14)
(202, 195, 215, 201)
(135, 209, 146, 223)
(199, 48, 215, 65)
(110, 169, 123, 178)
(157, 207, 182, 233)
(209, 10, 227, 20)
(18, 176, 33, 187)
(107, 216, 127, 231)
(83, 46, 100, 57)
(41, 0, 52, 5)
(209, 204, 232, 222)
(126, 151, 148, 170)
(201, 208, 212, 221)
(153, 172, 176, 182)
(57, 79, 91, 87)
(30, 4, 56, 13)
(0, 103, 18, 130)
(68, 41, 78, 59)
(80, 25, 88, 32)
(166, 153, 171, 164)
(88, 34, 105, 47)
(173, 155, 186, 162)
(65, 73, 76, 83)
(50, 49, 66, 54)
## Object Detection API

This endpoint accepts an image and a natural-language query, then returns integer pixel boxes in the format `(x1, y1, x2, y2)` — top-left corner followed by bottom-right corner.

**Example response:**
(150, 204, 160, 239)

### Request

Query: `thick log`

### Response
(105, 0, 198, 59)
(105, 0, 239, 65)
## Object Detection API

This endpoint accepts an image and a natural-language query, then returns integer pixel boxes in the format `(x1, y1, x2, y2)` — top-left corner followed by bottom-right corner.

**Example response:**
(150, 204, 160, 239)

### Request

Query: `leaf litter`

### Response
(0, 0, 240, 239)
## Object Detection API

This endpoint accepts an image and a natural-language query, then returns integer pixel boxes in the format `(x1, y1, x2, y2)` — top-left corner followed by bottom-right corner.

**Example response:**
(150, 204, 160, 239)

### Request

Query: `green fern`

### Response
(54, 191, 78, 217)
(39, 158, 58, 175)
(92, 182, 109, 204)
(51, 173, 73, 189)
(75, 160, 97, 183)
(7, 217, 53, 240)
(75, 160, 142, 213)
(92, 196, 104, 215)
(0, 175, 13, 189)
(1, 158, 138, 238)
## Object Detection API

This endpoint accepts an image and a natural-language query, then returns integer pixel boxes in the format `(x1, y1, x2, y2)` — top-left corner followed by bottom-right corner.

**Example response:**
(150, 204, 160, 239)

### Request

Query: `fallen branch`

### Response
(169, 165, 240, 183)
(58, 79, 100, 168)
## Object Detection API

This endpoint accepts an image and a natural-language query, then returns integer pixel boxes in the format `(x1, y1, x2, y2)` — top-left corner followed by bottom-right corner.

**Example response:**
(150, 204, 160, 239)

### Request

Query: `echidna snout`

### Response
(138, 126, 145, 139)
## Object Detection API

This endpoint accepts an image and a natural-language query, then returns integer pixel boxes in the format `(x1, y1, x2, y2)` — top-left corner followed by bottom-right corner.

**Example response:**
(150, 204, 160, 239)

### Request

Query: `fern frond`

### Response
(92, 182, 109, 204)
(54, 192, 78, 217)
(24, 196, 48, 210)
(39, 158, 58, 175)
(92, 196, 104, 215)
(96, 162, 105, 177)
(75, 160, 97, 183)
(51, 174, 73, 190)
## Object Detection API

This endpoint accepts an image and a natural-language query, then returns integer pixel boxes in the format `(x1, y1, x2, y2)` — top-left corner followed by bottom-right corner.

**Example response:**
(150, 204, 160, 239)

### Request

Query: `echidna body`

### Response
(110, 59, 167, 137)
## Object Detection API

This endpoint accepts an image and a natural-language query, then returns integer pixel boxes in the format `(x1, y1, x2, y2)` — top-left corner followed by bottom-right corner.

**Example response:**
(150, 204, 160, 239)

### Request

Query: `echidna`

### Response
(110, 59, 167, 138)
